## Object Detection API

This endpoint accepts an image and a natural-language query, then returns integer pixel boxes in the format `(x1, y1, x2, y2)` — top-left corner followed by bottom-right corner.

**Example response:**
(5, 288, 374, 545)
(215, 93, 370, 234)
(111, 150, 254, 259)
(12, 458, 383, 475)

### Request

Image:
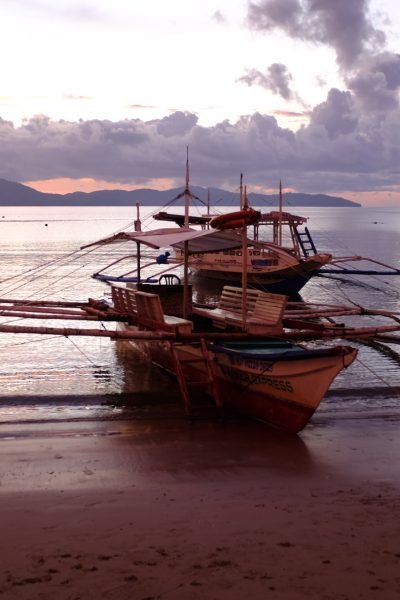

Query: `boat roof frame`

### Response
(82, 226, 250, 254)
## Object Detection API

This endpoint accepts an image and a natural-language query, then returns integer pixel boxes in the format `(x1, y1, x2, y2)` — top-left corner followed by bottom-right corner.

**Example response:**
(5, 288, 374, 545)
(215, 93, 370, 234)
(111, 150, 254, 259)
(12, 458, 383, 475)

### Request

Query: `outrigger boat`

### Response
(4, 218, 400, 432)
(177, 209, 332, 295)
(2, 167, 400, 433)
(153, 177, 332, 295)
(78, 158, 400, 432)
(152, 165, 400, 290)
(82, 224, 358, 434)
(92, 154, 400, 291)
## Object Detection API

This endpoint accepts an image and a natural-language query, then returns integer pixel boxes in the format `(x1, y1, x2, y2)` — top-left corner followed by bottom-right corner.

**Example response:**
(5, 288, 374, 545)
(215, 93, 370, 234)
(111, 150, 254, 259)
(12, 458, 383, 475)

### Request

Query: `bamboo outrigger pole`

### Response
(0, 323, 177, 339)
(0, 321, 283, 341)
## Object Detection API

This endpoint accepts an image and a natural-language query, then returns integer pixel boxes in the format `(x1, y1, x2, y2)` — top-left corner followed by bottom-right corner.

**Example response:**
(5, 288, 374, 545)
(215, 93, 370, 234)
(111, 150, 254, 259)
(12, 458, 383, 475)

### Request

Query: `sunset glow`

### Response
(0, 0, 399, 205)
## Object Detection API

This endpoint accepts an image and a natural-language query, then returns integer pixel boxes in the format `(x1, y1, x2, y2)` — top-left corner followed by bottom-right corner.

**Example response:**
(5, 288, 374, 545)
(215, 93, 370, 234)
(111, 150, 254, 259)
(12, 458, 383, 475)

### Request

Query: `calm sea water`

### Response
(1, 205, 400, 427)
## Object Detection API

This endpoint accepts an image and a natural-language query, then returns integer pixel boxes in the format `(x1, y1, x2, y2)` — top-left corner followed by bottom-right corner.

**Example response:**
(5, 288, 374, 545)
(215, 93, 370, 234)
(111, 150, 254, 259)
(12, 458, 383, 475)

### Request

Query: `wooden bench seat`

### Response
(111, 284, 137, 316)
(193, 286, 287, 334)
(220, 286, 261, 313)
(135, 291, 193, 334)
(193, 286, 260, 324)
(112, 283, 286, 335)
(111, 285, 193, 334)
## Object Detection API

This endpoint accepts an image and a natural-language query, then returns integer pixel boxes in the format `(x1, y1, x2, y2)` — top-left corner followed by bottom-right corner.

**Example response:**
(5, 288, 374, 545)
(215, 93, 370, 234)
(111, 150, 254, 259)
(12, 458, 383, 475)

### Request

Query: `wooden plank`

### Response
(135, 290, 193, 334)
(193, 286, 287, 333)
(111, 286, 138, 316)
(135, 291, 165, 322)
(220, 286, 260, 312)
(252, 295, 287, 325)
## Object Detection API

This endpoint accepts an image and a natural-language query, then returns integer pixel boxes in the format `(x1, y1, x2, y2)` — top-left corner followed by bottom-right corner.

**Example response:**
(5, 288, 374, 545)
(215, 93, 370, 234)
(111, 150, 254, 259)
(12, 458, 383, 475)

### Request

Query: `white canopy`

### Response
(82, 227, 246, 253)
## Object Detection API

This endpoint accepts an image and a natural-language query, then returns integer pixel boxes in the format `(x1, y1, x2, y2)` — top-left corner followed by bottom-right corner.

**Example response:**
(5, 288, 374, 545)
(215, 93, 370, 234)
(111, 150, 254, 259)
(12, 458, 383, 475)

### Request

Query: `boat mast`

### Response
(134, 202, 142, 232)
(278, 180, 283, 246)
(134, 202, 142, 281)
(184, 146, 190, 228)
(183, 147, 190, 318)
(241, 178, 248, 327)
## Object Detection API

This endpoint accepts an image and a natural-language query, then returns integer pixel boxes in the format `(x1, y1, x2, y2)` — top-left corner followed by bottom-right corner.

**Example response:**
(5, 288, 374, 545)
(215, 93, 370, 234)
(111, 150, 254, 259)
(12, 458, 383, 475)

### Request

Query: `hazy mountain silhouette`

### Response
(0, 178, 361, 207)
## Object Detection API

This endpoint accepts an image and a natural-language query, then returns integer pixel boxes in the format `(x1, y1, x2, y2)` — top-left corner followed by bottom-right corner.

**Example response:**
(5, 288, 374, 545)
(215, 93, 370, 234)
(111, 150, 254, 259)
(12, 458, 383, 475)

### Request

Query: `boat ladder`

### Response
(170, 338, 224, 421)
(295, 226, 317, 257)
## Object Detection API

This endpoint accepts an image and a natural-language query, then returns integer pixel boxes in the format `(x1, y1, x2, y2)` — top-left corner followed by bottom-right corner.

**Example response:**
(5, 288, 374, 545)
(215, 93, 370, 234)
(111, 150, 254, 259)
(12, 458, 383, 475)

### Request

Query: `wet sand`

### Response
(1, 410, 400, 599)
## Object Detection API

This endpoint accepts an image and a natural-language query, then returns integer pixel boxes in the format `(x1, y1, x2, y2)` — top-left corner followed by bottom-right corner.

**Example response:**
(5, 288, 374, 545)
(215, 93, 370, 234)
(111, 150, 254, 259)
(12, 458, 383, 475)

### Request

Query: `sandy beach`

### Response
(1, 409, 400, 600)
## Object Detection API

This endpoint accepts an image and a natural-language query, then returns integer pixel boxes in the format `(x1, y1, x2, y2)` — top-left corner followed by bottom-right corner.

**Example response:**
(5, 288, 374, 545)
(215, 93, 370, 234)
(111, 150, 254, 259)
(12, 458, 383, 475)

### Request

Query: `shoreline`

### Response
(1, 413, 400, 599)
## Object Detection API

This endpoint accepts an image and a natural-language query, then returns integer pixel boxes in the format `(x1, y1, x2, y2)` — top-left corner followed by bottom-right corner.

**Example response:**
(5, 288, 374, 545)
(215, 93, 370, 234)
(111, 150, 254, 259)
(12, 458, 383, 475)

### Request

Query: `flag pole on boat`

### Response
(134, 202, 142, 281)
(183, 146, 190, 318)
(134, 202, 142, 232)
(241, 175, 248, 327)
(278, 180, 283, 247)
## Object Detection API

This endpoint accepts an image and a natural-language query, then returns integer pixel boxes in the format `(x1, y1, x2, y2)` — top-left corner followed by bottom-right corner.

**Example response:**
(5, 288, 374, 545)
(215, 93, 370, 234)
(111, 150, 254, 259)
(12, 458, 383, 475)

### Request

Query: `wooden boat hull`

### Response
(190, 256, 331, 295)
(123, 332, 357, 433)
(208, 342, 357, 433)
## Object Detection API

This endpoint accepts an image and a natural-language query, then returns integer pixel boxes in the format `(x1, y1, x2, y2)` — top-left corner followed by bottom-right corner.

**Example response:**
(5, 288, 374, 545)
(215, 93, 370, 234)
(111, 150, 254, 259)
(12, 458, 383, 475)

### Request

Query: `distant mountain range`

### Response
(0, 178, 361, 207)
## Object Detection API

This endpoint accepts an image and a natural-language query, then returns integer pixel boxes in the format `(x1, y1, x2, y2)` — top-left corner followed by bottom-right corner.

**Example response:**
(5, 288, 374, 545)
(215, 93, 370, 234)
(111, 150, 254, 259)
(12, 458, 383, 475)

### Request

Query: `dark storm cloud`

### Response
(1, 104, 400, 195)
(238, 63, 296, 100)
(247, 0, 385, 69)
(155, 112, 199, 137)
(225, 0, 400, 194)
(347, 52, 400, 111)
(309, 89, 358, 139)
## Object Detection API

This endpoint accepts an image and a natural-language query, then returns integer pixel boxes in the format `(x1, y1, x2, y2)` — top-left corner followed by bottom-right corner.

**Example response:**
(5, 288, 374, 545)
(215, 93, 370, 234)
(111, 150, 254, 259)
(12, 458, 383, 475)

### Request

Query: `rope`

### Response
(353, 352, 400, 395)
(0, 335, 62, 348)
(65, 335, 101, 366)
(65, 326, 125, 393)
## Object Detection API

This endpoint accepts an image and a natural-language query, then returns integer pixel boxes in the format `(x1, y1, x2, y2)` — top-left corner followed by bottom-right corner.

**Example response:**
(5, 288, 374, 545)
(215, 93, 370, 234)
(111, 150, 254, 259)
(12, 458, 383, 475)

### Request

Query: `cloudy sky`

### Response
(0, 0, 400, 205)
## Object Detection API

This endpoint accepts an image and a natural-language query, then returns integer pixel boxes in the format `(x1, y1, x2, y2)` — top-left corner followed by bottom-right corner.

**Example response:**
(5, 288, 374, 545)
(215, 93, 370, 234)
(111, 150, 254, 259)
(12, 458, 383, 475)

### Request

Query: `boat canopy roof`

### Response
(81, 227, 246, 253)
(153, 211, 211, 227)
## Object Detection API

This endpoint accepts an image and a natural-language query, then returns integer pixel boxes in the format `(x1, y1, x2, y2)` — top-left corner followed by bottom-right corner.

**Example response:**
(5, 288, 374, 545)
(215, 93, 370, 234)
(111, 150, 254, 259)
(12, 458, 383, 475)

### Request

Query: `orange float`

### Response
(210, 209, 261, 230)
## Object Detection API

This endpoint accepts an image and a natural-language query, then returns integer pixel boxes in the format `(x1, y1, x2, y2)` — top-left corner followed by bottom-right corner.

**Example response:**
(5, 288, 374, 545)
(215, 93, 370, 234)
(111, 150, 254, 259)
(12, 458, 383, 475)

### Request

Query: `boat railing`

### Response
(93, 254, 184, 284)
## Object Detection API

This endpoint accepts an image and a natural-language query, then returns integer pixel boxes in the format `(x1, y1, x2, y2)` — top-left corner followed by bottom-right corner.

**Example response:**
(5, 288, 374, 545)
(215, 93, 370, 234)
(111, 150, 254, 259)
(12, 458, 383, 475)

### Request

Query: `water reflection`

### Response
(109, 417, 316, 478)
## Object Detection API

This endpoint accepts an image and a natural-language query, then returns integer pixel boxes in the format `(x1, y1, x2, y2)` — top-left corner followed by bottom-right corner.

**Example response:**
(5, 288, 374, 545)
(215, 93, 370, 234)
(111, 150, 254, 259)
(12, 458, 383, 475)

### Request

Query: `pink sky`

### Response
(24, 177, 400, 207)
(25, 177, 175, 195)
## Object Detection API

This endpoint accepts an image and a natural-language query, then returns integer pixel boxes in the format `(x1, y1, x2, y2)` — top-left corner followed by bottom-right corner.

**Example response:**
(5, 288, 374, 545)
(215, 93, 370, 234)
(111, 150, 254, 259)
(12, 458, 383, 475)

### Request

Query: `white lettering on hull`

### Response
(219, 364, 294, 393)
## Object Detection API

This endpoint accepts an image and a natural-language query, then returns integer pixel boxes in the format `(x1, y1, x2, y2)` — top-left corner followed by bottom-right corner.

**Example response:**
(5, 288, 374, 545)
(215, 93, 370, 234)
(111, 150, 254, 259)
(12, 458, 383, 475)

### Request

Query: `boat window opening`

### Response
(251, 258, 278, 267)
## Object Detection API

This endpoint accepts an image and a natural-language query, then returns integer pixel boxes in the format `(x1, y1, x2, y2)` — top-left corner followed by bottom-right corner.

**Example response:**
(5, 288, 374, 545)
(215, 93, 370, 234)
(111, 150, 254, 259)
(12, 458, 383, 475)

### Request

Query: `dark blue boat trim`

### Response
(209, 342, 342, 362)
(93, 273, 158, 283)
